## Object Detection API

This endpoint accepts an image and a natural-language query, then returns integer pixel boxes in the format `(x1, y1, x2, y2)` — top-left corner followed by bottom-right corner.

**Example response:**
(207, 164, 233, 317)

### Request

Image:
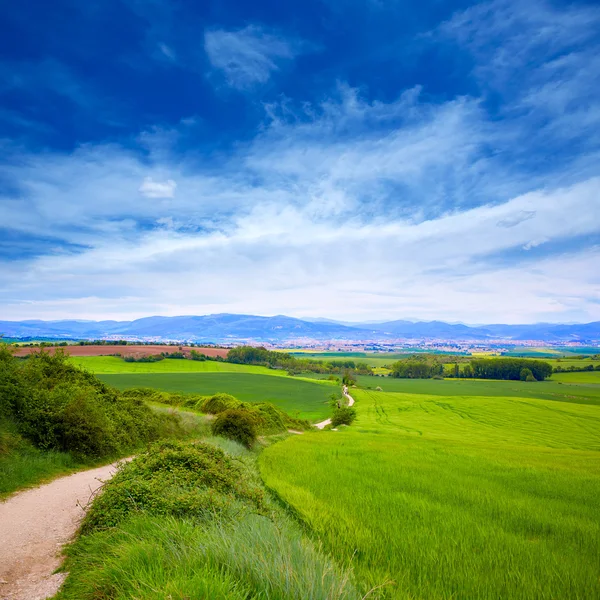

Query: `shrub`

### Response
(81, 440, 265, 533)
(212, 409, 257, 448)
(199, 393, 241, 414)
(0, 349, 184, 460)
(331, 406, 357, 427)
(520, 368, 535, 381)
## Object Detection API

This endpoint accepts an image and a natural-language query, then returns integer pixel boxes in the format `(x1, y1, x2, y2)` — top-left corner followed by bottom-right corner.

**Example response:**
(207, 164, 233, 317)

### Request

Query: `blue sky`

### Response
(1, 0, 599, 324)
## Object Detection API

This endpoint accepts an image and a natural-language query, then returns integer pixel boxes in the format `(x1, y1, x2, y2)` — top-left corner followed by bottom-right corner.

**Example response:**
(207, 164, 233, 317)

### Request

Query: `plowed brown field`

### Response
(13, 345, 229, 359)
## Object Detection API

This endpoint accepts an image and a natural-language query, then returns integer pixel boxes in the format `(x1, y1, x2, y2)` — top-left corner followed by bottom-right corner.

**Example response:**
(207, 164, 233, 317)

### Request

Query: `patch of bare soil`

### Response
(0, 461, 125, 600)
(13, 345, 229, 359)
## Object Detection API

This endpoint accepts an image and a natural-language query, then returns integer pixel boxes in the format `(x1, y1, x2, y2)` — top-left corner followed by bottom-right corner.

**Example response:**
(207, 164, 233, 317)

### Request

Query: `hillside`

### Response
(2, 314, 600, 343)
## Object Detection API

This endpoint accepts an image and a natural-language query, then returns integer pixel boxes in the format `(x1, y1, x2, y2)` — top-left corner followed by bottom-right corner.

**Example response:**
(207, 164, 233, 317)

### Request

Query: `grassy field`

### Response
(290, 352, 400, 367)
(100, 373, 335, 421)
(68, 356, 294, 376)
(442, 357, 599, 373)
(551, 370, 600, 384)
(357, 374, 600, 405)
(0, 442, 80, 499)
(260, 382, 600, 598)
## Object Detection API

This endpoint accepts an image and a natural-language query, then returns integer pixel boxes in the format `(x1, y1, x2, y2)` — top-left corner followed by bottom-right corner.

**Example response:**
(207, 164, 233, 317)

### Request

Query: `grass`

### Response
(552, 371, 600, 384)
(55, 439, 361, 600)
(0, 439, 81, 499)
(68, 356, 295, 376)
(99, 373, 335, 422)
(260, 385, 600, 599)
(357, 374, 600, 405)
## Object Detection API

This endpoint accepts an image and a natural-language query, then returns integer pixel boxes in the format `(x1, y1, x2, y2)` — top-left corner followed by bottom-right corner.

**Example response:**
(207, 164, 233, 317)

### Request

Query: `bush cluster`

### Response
(212, 410, 258, 448)
(82, 440, 265, 533)
(331, 406, 357, 427)
(120, 388, 310, 447)
(0, 348, 182, 460)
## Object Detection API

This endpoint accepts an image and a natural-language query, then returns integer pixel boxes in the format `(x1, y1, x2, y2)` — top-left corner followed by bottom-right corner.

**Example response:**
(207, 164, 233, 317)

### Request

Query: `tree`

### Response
(520, 368, 534, 381)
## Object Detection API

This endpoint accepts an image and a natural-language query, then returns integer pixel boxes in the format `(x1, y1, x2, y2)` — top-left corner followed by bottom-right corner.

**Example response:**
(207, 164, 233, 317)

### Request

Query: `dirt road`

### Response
(0, 461, 124, 600)
(313, 385, 355, 429)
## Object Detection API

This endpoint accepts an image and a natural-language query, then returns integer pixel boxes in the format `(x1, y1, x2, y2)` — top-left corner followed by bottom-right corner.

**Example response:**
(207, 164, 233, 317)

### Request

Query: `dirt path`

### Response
(0, 461, 125, 600)
(313, 386, 355, 430)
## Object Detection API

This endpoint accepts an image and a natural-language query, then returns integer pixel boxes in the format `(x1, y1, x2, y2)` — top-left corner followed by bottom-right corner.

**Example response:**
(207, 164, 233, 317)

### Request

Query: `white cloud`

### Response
(3, 0, 600, 326)
(523, 238, 548, 251)
(139, 177, 177, 198)
(204, 25, 303, 89)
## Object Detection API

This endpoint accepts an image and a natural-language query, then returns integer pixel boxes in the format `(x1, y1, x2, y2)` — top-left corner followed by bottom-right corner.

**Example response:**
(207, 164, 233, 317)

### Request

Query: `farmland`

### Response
(13, 344, 229, 359)
(68, 355, 290, 375)
(100, 373, 334, 421)
(357, 374, 600, 405)
(261, 378, 600, 598)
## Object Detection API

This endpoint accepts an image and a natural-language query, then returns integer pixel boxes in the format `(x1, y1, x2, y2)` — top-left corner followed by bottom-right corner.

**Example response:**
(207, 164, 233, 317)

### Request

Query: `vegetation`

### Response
(0, 347, 197, 496)
(469, 358, 552, 380)
(356, 374, 600, 405)
(261, 385, 600, 598)
(212, 409, 258, 447)
(56, 439, 361, 600)
(99, 372, 336, 421)
(330, 406, 357, 427)
(121, 388, 310, 436)
(228, 345, 373, 376)
(390, 356, 444, 378)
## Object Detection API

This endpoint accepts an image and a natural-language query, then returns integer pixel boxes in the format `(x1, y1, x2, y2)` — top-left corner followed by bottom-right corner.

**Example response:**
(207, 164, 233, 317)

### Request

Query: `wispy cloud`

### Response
(2, 0, 600, 323)
(139, 177, 177, 199)
(204, 25, 304, 89)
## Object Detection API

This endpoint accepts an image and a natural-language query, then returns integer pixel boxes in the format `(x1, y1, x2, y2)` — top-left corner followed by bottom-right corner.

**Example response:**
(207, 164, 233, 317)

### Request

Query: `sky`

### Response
(1, 0, 599, 324)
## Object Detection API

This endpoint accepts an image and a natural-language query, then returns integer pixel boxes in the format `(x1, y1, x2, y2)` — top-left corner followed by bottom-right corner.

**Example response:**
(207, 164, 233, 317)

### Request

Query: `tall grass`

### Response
(260, 389, 600, 599)
(56, 439, 361, 599)
(0, 428, 80, 498)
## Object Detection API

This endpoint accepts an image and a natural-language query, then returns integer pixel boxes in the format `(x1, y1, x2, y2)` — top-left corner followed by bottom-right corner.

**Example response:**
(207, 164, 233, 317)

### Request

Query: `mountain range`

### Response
(1, 314, 600, 343)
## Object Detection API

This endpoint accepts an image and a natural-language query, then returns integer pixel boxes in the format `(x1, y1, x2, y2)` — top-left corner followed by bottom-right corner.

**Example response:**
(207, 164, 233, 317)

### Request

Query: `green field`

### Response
(551, 370, 600, 384)
(290, 352, 400, 367)
(100, 373, 334, 421)
(261, 382, 600, 598)
(357, 374, 600, 405)
(69, 356, 293, 376)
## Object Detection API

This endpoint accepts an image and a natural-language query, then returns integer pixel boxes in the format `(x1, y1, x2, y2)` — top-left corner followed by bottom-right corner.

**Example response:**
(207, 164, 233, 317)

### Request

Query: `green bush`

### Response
(331, 406, 357, 427)
(82, 440, 265, 533)
(0, 349, 183, 460)
(520, 368, 535, 381)
(212, 409, 258, 448)
(199, 393, 242, 414)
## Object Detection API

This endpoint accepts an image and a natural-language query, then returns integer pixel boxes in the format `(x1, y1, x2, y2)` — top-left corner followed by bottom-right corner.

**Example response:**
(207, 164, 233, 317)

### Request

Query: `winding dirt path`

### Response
(313, 385, 355, 429)
(0, 461, 125, 600)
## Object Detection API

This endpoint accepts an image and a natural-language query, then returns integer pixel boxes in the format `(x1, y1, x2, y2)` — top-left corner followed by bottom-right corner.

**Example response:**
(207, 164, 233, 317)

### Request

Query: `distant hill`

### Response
(1, 314, 599, 343)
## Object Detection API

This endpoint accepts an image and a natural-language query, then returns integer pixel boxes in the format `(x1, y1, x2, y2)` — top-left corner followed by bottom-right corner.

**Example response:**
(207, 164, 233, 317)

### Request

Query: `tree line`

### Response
(227, 346, 372, 376)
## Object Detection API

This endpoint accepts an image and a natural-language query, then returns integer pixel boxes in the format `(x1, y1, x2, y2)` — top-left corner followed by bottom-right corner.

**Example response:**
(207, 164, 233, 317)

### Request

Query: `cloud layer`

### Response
(1, 0, 599, 323)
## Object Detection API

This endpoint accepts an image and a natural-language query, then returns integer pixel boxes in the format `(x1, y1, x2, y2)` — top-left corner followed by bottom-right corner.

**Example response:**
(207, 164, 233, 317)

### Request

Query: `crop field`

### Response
(502, 346, 600, 357)
(99, 372, 334, 421)
(69, 355, 292, 376)
(260, 383, 600, 598)
(13, 344, 229, 358)
(442, 357, 599, 373)
(551, 370, 600, 384)
(357, 374, 600, 405)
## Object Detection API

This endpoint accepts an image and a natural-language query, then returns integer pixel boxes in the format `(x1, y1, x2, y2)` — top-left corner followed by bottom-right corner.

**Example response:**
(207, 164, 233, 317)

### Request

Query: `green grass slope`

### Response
(55, 439, 361, 600)
(260, 387, 600, 599)
(68, 356, 293, 376)
(358, 375, 600, 405)
(99, 373, 334, 422)
(552, 371, 600, 384)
